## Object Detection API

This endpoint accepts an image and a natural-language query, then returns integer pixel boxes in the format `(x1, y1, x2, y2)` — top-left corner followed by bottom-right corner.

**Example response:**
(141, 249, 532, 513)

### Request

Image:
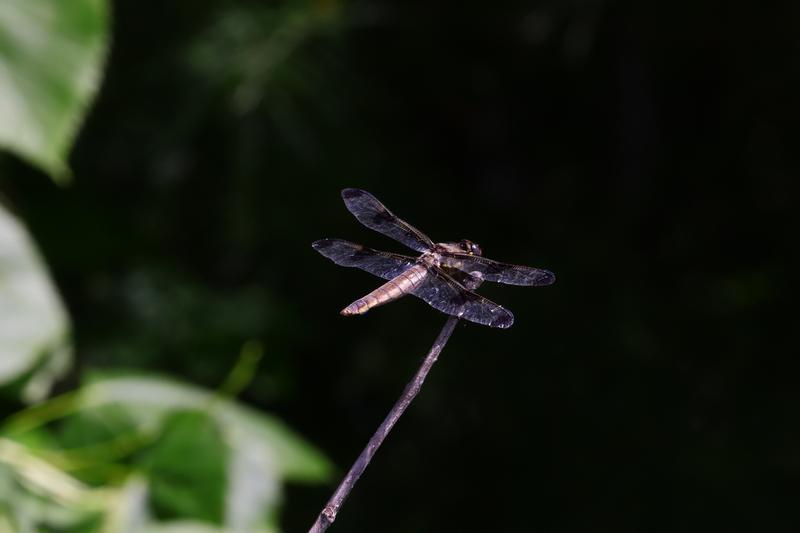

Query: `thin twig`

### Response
(309, 315, 461, 532)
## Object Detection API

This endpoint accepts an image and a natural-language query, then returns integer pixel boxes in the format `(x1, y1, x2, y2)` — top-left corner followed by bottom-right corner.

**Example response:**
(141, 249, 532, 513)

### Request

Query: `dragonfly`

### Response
(312, 189, 555, 328)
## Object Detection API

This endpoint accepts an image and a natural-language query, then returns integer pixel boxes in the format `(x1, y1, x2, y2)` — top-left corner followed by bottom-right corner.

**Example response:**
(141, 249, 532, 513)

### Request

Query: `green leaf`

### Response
(103, 475, 150, 532)
(140, 520, 277, 533)
(0, 438, 110, 531)
(77, 374, 333, 529)
(79, 374, 332, 484)
(143, 411, 227, 524)
(54, 404, 144, 486)
(58, 404, 139, 451)
(0, 0, 109, 180)
(0, 203, 71, 402)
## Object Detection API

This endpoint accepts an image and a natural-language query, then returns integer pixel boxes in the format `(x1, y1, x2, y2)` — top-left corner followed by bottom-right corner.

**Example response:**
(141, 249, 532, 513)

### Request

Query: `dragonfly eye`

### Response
(460, 239, 482, 256)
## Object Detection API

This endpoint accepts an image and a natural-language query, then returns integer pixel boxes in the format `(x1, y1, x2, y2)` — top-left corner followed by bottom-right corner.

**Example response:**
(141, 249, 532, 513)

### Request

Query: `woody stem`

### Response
(308, 315, 461, 532)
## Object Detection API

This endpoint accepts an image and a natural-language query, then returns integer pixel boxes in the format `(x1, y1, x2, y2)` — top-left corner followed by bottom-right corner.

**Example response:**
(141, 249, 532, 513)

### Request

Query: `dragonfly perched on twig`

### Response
(312, 189, 555, 328)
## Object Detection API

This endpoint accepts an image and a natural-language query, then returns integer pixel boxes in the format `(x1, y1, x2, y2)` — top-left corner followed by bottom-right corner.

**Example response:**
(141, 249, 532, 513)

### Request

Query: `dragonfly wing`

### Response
(341, 188, 434, 253)
(440, 253, 555, 286)
(312, 239, 417, 281)
(410, 266, 514, 328)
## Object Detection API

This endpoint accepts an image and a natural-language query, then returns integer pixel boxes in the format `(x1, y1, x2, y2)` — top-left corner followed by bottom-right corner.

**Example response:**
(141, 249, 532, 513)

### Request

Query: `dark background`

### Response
(2, 0, 799, 531)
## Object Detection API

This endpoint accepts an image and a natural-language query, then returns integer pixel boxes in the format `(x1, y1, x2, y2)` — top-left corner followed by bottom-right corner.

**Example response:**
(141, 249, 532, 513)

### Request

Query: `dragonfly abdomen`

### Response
(341, 265, 428, 316)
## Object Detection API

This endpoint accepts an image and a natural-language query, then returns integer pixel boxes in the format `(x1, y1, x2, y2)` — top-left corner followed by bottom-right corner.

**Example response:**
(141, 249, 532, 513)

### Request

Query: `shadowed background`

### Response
(1, 0, 799, 531)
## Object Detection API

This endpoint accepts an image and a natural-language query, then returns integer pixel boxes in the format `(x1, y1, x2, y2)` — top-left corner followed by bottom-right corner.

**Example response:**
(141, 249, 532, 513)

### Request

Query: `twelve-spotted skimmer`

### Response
(313, 189, 554, 328)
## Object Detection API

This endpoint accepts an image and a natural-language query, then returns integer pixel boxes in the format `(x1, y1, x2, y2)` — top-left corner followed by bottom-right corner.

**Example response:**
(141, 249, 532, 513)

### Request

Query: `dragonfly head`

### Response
(459, 239, 483, 256)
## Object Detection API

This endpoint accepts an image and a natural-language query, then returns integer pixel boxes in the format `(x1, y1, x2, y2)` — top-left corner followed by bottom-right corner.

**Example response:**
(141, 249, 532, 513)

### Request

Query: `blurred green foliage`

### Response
(0, 0, 108, 180)
(0, 1, 332, 531)
(1, 360, 333, 531)
(0, 205, 70, 403)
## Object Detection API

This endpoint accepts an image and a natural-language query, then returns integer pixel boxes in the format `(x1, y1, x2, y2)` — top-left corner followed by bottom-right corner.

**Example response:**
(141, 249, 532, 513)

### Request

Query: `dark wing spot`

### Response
(341, 188, 365, 200)
(371, 211, 393, 225)
(540, 270, 556, 285)
(491, 311, 514, 329)
(448, 292, 468, 307)
(352, 249, 373, 261)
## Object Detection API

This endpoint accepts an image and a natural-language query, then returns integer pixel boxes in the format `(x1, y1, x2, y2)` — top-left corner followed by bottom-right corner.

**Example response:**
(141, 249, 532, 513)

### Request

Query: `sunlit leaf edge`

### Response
(78, 373, 333, 484)
(0, 0, 111, 181)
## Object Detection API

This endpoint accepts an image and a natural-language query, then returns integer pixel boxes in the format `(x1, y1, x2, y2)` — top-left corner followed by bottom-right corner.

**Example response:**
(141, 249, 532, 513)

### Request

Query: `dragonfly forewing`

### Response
(341, 189, 434, 253)
(439, 252, 555, 286)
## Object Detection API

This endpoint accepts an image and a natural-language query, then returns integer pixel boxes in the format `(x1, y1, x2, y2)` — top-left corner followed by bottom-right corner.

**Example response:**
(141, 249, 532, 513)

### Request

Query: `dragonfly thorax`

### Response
(435, 240, 482, 256)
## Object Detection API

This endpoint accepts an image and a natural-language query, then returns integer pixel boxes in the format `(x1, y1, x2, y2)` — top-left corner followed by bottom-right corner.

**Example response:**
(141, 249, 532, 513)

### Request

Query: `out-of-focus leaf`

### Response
(140, 520, 276, 533)
(142, 411, 227, 524)
(0, 0, 109, 179)
(225, 428, 280, 531)
(77, 374, 332, 529)
(0, 438, 109, 530)
(141, 523, 222, 533)
(0, 203, 71, 402)
(103, 476, 150, 533)
(79, 374, 332, 484)
(53, 404, 144, 486)
(58, 404, 139, 451)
